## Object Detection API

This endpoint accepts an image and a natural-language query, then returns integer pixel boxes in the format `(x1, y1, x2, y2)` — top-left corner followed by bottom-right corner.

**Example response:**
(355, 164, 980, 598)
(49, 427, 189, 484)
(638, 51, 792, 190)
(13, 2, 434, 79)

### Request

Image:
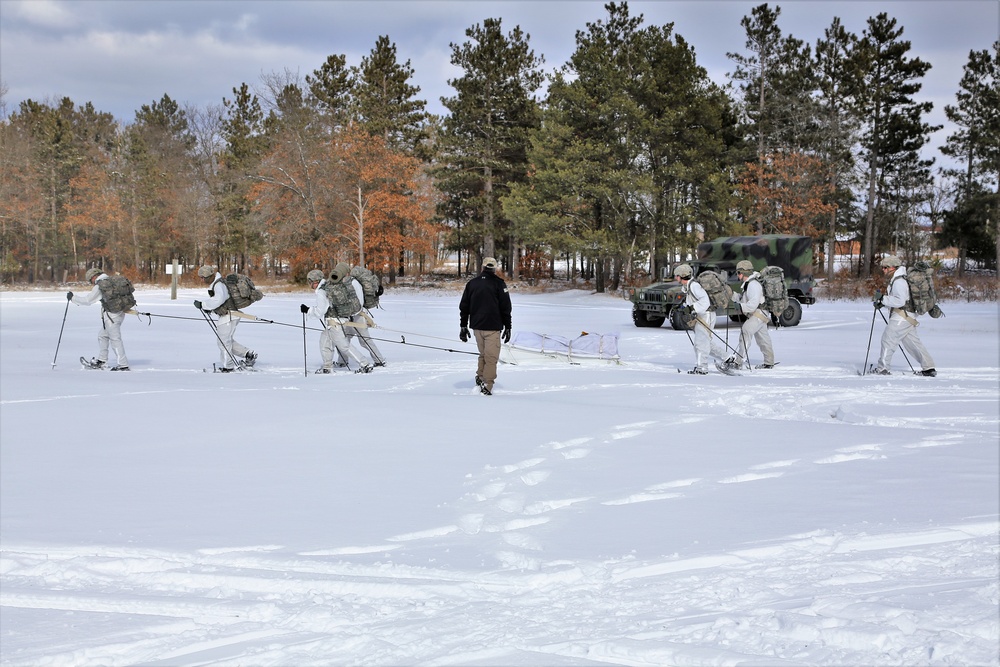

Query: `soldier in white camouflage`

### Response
(300, 265, 372, 374)
(723, 260, 776, 371)
(68, 267, 131, 371)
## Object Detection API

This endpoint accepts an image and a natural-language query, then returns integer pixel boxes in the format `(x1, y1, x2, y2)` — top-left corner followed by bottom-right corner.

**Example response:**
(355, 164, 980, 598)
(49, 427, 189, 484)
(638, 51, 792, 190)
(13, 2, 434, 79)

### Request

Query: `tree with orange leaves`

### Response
(328, 123, 437, 276)
(739, 151, 837, 238)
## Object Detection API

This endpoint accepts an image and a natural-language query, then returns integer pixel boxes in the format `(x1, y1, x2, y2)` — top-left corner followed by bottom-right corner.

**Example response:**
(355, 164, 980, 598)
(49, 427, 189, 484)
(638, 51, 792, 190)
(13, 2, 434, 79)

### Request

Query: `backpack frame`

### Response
(97, 275, 136, 313)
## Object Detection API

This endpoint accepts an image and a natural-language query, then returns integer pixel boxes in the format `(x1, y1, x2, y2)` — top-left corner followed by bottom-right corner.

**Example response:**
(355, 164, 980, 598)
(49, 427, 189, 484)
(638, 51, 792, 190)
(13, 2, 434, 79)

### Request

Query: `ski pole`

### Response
(301, 310, 308, 378)
(861, 306, 878, 375)
(877, 308, 916, 373)
(693, 316, 741, 356)
(52, 295, 71, 368)
(198, 308, 244, 370)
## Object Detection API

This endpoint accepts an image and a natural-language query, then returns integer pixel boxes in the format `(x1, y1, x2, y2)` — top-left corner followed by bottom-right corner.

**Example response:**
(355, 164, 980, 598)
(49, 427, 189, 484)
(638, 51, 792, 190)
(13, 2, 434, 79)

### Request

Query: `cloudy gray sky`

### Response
(2, 0, 998, 162)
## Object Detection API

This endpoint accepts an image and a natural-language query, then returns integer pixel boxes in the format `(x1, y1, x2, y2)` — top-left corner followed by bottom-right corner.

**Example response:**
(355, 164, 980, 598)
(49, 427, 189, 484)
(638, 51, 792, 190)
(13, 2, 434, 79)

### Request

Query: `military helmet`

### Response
(197, 265, 216, 278)
(736, 260, 754, 273)
(673, 263, 693, 279)
(85, 268, 102, 282)
(880, 255, 901, 268)
(306, 269, 324, 283)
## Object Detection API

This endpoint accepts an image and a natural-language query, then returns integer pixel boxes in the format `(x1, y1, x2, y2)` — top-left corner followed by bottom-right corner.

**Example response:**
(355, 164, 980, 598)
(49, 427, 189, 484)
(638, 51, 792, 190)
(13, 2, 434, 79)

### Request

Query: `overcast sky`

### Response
(2, 0, 998, 162)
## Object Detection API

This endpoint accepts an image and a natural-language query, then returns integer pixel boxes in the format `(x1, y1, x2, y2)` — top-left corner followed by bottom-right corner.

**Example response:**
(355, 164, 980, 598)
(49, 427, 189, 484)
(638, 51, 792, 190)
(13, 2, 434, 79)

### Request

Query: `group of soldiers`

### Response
(68, 264, 386, 374)
(672, 255, 937, 377)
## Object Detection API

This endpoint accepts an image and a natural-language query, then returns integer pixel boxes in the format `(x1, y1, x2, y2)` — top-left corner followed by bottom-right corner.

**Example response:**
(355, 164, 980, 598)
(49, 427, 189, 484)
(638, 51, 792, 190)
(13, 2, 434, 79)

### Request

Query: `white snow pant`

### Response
(692, 312, 727, 371)
(877, 309, 935, 372)
(324, 319, 368, 370)
(214, 312, 249, 369)
(348, 312, 385, 365)
(97, 310, 129, 367)
(733, 311, 774, 366)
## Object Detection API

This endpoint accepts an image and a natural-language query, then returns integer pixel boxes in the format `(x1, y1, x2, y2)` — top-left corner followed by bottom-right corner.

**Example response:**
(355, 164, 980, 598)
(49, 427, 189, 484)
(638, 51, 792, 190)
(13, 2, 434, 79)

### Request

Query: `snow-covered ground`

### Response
(1, 285, 997, 667)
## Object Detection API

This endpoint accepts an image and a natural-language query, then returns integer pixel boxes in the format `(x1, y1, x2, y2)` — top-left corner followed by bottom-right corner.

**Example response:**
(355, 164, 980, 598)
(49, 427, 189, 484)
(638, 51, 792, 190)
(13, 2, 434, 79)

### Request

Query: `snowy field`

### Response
(1, 285, 998, 667)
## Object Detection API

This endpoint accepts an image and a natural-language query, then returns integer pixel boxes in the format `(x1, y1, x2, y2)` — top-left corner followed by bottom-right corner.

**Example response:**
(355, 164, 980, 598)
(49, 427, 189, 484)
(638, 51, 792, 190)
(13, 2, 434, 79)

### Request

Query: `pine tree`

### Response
(438, 17, 544, 269)
(852, 13, 939, 276)
(941, 42, 1000, 272)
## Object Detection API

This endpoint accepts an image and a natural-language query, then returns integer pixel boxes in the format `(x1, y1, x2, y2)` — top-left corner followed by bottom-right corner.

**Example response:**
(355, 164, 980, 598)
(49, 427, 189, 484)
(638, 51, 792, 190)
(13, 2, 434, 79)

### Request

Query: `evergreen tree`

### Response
(941, 42, 1000, 272)
(852, 13, 939, 276)
(438, 17, 544, 269)
(353, 35, 429, 156)
(814, 17, 861, 277)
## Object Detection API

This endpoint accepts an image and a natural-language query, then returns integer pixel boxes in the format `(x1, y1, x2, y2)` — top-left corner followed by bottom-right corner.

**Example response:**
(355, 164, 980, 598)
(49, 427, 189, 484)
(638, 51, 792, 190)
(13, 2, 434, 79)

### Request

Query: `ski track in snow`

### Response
(2, 294, 998, 665)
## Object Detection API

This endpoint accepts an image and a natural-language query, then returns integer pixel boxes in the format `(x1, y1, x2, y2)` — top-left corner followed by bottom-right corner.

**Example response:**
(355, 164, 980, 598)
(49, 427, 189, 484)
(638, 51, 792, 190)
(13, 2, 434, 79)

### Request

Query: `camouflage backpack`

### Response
(902, 261, 942, 317)
(758, 266, 789, 316)
(350, 265, 383, 309)
(213, 274, 263, 313)
(97, 275, 136, 313)
(695, 270, 733, 311)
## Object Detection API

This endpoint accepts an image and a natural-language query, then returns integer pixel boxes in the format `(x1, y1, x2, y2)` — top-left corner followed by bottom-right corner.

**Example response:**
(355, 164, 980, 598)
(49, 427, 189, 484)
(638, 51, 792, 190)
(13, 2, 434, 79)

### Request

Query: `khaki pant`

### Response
(474, 329, 501, 391)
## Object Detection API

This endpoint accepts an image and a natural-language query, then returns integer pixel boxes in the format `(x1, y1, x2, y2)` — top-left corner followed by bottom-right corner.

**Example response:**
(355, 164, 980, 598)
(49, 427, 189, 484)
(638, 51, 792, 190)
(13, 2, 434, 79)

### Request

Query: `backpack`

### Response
(222, 273, 264, 311)
(695, 270, 733, 311)
(323, 279, 362, 319)
(758, 266, 789, 316)
(350, 266, 383, 309)
(97, 275, 136, 313)
(902, 260, 940, 316)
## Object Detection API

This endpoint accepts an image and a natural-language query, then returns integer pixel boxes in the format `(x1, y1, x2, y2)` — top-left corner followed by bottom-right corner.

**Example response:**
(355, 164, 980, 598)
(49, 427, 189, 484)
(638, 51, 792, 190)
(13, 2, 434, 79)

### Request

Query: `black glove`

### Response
(873, 298, 883, 309)
(502, 326, 511, 344)
(66, 291, 73, 300)
(376, 284, 384, 297)
(459, 326, 470, 342)
(193, 300, 202, 310)
(770, 313, 780, 327)
(300, 303, 309, 314)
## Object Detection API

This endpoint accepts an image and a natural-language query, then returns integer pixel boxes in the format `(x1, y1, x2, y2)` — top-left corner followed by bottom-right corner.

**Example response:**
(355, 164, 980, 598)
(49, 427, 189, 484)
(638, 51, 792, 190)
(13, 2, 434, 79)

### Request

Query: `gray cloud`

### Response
(2, 0, 997, 166)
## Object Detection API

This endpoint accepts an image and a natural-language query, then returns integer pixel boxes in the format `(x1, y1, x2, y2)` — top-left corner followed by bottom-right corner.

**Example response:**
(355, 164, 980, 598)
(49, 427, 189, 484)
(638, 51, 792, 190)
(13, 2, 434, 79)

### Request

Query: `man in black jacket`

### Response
(459, 257, 512, 396)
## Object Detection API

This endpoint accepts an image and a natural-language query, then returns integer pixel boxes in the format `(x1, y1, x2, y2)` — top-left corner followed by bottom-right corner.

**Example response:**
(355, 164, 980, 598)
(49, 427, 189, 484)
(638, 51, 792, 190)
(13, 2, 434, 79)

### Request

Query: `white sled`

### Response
(501, 331, 621, 366)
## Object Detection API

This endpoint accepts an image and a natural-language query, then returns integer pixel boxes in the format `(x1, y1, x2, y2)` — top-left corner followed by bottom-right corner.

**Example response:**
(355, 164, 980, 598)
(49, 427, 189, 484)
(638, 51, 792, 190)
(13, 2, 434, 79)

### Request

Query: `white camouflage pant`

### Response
(877, 310, 935, 372)
(97, 310, 129, 367)
(214, 313, 249, 369)
(733, 311, 774, 366)
(692, 312, 727, 371)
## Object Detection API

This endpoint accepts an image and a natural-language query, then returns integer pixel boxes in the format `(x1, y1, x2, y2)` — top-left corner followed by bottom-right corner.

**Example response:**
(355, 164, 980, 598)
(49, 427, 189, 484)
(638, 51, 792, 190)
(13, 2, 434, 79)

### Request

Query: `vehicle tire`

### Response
(632, 307, 665, 328)
(669, 306, 695, 330)
(778, 297, 802, 327)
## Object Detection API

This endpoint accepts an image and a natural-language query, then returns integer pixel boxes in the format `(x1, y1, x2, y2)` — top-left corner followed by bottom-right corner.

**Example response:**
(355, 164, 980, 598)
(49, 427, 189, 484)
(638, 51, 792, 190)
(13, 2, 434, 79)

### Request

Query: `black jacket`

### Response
(459, 271, 512, 331)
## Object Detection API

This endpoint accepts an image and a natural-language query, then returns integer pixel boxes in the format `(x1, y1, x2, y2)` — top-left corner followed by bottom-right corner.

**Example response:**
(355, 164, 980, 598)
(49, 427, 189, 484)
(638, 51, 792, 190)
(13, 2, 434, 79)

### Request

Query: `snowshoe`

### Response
(110, 366, 130, 372)
(355, 364, 373, 374)
(315, 367, 332, 374)
(687, 367, 708, 375)
(755, 362, 779, 369)
(244, 351, 258, 368)
(81, 357, 105, 370)
(715, 361, 741, 376)
(480, 384, 493, 396)
(916, 368, 937, 377)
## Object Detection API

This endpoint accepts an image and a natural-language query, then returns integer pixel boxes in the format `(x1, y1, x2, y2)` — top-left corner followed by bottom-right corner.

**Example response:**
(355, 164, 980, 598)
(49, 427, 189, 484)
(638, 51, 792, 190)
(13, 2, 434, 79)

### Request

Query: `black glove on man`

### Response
(193, 300, 203, 310)
(502, 326, 511, 344)
(300, 303, 310, 314)
(459, 326, 470, 342)
(66, 291, 73, 300)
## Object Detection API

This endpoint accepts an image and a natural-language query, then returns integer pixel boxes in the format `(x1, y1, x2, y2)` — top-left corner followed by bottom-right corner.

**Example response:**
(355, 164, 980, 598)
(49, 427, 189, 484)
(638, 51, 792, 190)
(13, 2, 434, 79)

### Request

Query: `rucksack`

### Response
(222, 273, 264, 311)
(350, 266, 383, 309)
(902, 260, 940, 317)
(695, 270, 733, 311)
(758, 266, 789, 316)
(323, 279, 362, 318)
(97, 275, 136, 313)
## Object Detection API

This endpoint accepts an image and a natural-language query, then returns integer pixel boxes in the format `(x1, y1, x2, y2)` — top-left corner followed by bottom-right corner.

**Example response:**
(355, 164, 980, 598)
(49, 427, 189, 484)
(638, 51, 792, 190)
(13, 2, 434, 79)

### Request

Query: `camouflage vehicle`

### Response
(623, 235, 817, 330)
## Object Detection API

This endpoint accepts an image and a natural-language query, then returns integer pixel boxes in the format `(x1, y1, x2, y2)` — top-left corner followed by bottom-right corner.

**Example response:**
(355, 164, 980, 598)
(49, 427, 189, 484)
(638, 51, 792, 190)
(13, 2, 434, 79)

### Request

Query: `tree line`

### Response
(1, 2, 997, 289)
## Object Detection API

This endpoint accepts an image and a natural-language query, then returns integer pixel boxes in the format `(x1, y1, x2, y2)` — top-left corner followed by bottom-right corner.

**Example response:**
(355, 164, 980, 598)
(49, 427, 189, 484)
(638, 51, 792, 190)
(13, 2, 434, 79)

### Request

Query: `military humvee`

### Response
(623, 235, 817, 329)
